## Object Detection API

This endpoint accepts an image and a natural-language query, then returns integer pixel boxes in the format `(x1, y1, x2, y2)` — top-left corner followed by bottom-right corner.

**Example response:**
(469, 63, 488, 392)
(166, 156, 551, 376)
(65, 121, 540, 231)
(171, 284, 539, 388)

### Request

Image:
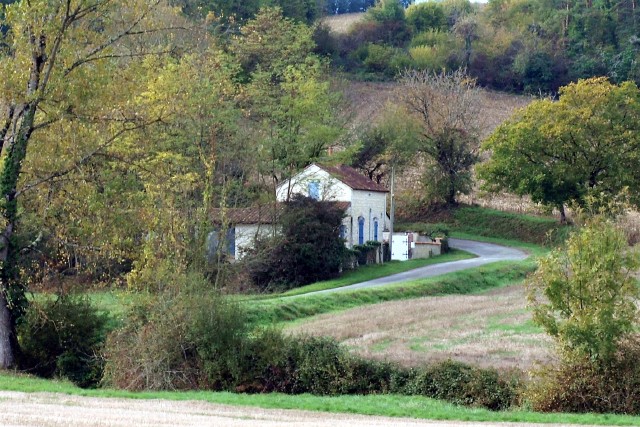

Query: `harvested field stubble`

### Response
(287, 285, 552, 370)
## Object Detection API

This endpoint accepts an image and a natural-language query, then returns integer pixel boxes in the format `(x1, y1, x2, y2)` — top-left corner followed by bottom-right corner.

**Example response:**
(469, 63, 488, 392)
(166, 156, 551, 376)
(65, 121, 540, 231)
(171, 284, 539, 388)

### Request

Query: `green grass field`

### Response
(1, 373, 638, 426)
(246, 260, 536, 327)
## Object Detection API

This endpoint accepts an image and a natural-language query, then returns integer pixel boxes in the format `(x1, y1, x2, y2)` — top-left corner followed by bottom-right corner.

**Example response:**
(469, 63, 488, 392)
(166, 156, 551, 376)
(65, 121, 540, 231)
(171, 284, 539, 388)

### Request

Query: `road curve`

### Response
(303, 239, 528, 296)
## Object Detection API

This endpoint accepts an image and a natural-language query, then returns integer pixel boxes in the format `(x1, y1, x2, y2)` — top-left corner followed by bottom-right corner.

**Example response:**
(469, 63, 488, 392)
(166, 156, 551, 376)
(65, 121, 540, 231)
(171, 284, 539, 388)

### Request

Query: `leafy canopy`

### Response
(528, 214, 640, 366)
(479, 77, 640, 218)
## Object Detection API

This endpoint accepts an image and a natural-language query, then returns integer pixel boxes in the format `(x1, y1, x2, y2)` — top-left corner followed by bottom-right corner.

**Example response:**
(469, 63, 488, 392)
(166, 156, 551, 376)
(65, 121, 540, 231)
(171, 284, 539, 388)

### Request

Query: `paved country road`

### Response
(303, 238, 529, 296)
(0, 391, 608, 427)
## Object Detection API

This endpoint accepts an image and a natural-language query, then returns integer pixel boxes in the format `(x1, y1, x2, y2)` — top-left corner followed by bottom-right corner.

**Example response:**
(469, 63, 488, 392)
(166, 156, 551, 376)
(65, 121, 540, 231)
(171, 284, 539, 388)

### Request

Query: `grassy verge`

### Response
(279, 249, 475, 297)
(1, 373, 638, 426)
(449, 232, 549, 257)
(398, 205, 573, 247)
(246, 260, 536, 327)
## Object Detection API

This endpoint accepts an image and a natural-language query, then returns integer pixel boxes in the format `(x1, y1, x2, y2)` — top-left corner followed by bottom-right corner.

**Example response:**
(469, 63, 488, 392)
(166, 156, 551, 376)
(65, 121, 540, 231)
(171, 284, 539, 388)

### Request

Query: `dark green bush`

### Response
(406, 360, 519, 410)
(18, 295, 108, 388)
(257, 335, 399, 395)
(245, 195, 348, 291)
(353, 241, 381, 265)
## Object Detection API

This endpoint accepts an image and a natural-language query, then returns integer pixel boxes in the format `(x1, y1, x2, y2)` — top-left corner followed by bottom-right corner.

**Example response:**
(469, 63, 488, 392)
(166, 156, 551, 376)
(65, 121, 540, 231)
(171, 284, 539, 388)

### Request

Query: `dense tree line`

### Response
(319, 0, 640, 93)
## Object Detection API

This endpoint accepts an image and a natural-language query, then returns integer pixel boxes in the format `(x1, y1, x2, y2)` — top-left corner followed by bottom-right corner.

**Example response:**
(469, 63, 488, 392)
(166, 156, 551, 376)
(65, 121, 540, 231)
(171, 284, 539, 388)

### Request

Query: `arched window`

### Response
(373, 217, 379, 241)
(339, 224, 347, 240)
(358, 216, 365, 245)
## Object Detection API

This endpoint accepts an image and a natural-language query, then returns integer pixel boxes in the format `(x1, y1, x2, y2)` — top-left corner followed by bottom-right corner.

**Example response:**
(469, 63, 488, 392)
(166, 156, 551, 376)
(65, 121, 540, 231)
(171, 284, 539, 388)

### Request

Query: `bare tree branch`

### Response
(63, 0, 162, 77)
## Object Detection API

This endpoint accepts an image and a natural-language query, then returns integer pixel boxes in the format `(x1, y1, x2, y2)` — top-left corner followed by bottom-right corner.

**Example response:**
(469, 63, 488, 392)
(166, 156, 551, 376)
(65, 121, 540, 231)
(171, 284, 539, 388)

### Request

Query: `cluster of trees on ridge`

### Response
(316, 0, 640, 93)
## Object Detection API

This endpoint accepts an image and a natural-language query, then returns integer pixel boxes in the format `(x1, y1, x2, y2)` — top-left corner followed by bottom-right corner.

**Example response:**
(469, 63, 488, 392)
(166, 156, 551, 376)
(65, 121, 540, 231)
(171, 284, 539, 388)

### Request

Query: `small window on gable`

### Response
(308, 180, 320, 200)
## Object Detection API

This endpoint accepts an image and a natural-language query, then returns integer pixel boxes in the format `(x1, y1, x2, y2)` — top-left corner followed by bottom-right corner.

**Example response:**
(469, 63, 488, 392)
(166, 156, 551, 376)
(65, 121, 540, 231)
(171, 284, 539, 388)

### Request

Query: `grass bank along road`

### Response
(0, 391, 616, 427)
(304, 239, 528, 295)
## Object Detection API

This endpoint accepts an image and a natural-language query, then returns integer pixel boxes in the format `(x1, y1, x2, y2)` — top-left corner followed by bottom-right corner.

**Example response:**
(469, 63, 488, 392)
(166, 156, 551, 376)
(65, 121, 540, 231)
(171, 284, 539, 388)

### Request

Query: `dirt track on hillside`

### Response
(0, 391, 612, 427)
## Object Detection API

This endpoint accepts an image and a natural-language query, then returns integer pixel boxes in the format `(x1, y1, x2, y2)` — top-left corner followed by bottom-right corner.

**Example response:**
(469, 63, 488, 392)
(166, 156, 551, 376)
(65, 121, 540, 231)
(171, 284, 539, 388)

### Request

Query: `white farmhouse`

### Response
(276, 163, 389, 248)
(212, 163, 389, 260)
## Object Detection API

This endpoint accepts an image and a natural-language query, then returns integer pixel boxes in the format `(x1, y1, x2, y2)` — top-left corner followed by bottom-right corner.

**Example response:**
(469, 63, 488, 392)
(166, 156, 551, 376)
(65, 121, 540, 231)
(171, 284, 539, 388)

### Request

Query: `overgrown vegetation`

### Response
(17, 295, 108, 388)
(322, 0, 640, 94)
(525, 214, 640, 414)
(245, 195, 348, 291)
(102, 270, 519, 410)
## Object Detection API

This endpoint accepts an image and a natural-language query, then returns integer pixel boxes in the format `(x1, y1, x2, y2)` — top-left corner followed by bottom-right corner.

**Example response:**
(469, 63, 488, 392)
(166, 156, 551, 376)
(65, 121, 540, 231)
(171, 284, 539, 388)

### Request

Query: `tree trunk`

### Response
(0, 293, 14, 368)
(559, 205, 567, 224)
(447, 173, 457, 206)
(0, 105, 36, 369)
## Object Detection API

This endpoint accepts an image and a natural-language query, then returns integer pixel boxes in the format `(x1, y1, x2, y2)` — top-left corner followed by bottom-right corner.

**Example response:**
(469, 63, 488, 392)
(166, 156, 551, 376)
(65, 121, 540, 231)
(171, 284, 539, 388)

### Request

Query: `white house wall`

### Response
(234, 224, 277, 260)
(276, 164, 352, 202)
(347, 190, 387, 247)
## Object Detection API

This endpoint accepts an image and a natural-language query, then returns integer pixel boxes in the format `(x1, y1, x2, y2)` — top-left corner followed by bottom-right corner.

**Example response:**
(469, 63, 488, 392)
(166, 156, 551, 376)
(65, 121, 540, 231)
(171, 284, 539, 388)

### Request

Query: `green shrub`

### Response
(259, 335, 400, 395)
(406, 2, 447, 33)
(407, 360, 519, 410)
(409, 44, 450, 71)
(526, 340, 640, 414)
(18, 295, 108, 388)
(103, 272, 252, 391)
(245, 195, 348, 291)
(410, 29, 452, 48)
(363, 44, 396, 72)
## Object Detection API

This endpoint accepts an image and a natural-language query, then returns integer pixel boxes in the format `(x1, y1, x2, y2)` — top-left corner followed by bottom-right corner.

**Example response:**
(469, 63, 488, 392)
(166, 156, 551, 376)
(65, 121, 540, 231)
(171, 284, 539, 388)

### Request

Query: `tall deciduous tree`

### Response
(126, 46, 241, 284)
(0, 0, 179, 368)
(234, 7, 343, 198)
(528, 215, 640, 365)
(478, 77, 640, 222)
(398, 69, 482, 205)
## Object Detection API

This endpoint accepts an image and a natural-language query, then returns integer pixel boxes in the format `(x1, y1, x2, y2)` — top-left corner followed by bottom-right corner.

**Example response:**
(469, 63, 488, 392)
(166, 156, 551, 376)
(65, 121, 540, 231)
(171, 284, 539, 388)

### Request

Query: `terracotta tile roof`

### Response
(317, 164, 388, 193)
(212, 201, 351, 225)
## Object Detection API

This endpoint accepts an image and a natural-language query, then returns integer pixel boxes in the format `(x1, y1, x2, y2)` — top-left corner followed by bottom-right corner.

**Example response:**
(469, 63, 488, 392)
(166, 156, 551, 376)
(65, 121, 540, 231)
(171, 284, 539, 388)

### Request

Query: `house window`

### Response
(373, 218, 379, 241)
(308, 180, 320, 200)
(358, 216, 365, 245)
(339, 224, 347, 240)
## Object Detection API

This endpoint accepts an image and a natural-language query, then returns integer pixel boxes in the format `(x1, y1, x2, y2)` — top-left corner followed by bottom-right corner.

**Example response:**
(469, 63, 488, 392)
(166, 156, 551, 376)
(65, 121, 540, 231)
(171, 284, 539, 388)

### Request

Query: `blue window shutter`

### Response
(358, 217, 365, 245)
